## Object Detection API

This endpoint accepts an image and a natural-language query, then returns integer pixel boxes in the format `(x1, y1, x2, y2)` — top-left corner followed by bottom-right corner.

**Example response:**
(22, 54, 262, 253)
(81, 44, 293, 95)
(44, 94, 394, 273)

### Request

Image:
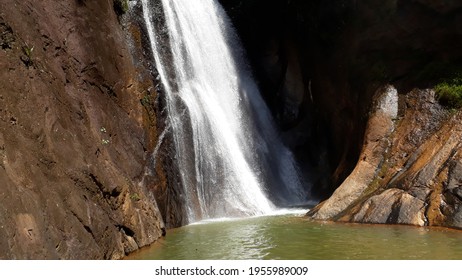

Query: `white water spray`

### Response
(142, 0, 308, 222)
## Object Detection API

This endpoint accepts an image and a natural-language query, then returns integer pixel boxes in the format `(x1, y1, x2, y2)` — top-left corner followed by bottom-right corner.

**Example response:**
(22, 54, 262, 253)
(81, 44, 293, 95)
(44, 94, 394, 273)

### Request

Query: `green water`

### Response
(128, 211, 462, 260)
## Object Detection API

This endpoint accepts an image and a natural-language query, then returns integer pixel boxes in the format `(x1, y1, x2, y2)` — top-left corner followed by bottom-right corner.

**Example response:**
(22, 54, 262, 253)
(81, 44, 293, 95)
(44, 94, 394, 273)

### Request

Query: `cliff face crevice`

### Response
(220, 0, 462, 227)
(0, 0, 166, 259)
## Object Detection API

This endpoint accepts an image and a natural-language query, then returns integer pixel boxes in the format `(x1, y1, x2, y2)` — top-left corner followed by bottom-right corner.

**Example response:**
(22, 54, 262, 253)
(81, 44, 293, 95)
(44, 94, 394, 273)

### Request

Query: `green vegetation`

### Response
(20, 45, 34, 67)
(114, 0, 129, 16)
(140, 94, 151, 108)
(435, 75, 462, 109)
(130, 192, 141, 201)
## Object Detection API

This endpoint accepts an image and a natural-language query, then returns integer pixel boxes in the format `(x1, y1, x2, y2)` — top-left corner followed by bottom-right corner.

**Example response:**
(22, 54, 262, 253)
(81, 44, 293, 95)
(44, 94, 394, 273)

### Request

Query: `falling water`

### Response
(141, 0, 308, 222)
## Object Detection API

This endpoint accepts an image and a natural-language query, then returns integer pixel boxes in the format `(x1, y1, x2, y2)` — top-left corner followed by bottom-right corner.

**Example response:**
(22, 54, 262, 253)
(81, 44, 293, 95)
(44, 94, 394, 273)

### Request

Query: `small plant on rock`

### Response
(20, 45, 34, 67)
(130, 192, 141, 201)
(114, 0, 129, 16)
(435, 75, 462, 109)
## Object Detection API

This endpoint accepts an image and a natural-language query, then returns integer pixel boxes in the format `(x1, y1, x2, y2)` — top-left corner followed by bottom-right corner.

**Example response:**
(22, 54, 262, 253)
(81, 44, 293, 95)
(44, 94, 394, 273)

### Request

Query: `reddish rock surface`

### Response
(309, 87, 462, 229)
(0, 0, 165, 259)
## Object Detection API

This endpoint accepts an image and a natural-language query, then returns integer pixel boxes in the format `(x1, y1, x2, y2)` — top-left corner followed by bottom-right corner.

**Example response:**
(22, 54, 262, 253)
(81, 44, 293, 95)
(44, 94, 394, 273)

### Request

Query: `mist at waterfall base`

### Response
(142, 0, 310, 223)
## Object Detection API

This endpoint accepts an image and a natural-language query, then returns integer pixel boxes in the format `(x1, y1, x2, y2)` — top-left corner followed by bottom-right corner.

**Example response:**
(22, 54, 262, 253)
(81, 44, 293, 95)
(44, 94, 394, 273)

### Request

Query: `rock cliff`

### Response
(309, 86, 462, 229)
(0, 0, 167, 259)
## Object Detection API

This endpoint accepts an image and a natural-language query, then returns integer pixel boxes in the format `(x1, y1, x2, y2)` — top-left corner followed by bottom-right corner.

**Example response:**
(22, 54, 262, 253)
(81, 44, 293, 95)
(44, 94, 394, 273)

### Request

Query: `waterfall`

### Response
(141, 0, 308, 222)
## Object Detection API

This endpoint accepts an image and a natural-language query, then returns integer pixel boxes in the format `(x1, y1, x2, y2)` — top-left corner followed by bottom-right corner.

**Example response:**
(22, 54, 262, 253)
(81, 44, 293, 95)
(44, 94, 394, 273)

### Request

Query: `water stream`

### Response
(142, 0, 309, 223)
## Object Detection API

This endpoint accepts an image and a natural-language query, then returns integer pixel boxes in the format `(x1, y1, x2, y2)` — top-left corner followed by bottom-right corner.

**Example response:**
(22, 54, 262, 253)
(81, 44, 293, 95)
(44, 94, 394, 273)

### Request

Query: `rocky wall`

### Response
(0, 0, 166, 259)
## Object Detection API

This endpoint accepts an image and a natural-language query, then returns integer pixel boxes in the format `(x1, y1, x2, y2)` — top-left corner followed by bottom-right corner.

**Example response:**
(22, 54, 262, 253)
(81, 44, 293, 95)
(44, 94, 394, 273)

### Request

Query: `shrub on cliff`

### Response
(435, 76, 462, 109)
(114, 0, 129, 16)
(20, 45, 34, 68)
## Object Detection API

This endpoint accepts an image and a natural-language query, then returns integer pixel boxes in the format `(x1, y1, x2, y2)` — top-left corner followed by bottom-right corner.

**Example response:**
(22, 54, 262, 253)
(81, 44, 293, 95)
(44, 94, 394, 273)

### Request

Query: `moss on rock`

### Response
(114, 0, 129, 16)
